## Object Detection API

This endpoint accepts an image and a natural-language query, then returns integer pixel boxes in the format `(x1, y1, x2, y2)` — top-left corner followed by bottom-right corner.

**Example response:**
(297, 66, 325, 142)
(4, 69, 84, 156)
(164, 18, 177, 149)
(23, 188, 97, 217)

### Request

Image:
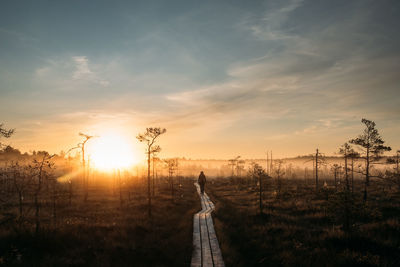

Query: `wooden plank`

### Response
(206, 213, 225, 267)
(191, 213, 202, 267)
(191, 182, 225, 267)
(200, 213, 214, 266)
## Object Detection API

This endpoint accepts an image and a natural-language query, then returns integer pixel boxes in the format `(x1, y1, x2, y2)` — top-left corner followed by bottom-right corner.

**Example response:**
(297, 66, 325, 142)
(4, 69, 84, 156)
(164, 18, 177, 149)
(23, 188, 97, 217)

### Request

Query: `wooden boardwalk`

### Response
(191, 183, 225, 267)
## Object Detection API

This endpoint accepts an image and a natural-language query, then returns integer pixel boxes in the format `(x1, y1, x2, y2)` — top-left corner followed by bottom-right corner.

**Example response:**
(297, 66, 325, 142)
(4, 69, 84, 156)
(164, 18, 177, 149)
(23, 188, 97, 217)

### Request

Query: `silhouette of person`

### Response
(198, 171, 206, 194)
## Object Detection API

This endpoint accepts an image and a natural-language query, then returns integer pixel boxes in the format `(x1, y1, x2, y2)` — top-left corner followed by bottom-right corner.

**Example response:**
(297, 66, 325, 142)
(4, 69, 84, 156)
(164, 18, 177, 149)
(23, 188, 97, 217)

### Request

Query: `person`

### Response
(198, 171, 206, 194)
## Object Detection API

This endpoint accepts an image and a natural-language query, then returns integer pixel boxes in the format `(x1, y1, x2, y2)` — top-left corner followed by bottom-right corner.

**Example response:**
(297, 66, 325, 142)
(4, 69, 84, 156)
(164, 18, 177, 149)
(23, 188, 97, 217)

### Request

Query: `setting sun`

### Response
(87, 133, 138, 171)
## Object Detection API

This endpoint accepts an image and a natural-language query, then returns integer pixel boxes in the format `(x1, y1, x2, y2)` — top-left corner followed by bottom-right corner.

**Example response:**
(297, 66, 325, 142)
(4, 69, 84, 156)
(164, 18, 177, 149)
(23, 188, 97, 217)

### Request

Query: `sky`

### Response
(0, 0, 399, 159)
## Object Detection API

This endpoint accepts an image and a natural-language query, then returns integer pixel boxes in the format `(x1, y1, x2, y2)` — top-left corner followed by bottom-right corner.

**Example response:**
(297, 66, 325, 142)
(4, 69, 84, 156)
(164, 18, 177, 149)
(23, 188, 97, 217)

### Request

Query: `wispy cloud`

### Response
(72, 56, 110, 86)
(72, 56, 92, 79)
(250, 0, 304, 41)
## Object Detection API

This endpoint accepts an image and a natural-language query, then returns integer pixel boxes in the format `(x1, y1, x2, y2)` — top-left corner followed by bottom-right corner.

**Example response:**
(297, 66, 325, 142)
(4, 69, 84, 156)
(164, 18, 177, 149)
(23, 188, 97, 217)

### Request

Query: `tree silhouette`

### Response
(0, 123, 14, 147)
(236, 159, 245, 177)
(137, 127, 166, 217)
(331, 164, 341, 191)
(339, 142, 359, 193)
(385, 150, 400, 190)
(349, 118, 391, 201)
(164, 158, 178, 200)
(305, 149, 326, 192)
(67, 132, 96, 202)
(274, 160, 285, 198)
(31, 152, 55, 233)
(228, 156, 240, 177)
(248, 163, 268, 214)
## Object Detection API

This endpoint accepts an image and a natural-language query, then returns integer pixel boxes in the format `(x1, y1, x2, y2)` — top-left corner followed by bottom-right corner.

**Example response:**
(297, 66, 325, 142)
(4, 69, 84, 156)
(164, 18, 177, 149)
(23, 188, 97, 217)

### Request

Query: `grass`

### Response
(0, 177, 199, 267)
(208, 178, 400, 267)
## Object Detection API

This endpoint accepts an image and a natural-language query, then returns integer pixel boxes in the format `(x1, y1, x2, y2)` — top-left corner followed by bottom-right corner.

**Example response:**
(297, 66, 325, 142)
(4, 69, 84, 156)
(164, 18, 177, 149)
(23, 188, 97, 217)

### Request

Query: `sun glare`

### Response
(87, 133, 137, 171)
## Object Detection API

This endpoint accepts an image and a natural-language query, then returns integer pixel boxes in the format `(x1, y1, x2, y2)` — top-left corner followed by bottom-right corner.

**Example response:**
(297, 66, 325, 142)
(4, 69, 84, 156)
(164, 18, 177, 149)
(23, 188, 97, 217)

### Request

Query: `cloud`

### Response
(72, 56, 110, 86)
(249, 0, 304, 41)
(72, 56, 92, 79)
(159, 0, 400, 154)
(32, 56, 110, 91)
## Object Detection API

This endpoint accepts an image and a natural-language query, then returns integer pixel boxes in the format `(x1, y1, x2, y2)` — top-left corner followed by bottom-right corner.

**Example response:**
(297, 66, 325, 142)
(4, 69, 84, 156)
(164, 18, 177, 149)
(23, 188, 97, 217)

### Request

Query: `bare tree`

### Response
(385, 150, 400, 190)
(11, 162, 26, 220)
(331, 164, 341, 191)
(151, 153, 159, 197)
(30, 152, 55, 233)
(248, 163, 268, 214)
(164, 158, 178, 201)
(67, 132, 95, 201)
(305, 149, 326, 192)
(228, 156, 240, 177)
(339, 143, 359, 193)
(349, 119, 391, 201)
(137, 127, 166, 217)
(0, 123, 14, 148)
(274, 160, 285, 198)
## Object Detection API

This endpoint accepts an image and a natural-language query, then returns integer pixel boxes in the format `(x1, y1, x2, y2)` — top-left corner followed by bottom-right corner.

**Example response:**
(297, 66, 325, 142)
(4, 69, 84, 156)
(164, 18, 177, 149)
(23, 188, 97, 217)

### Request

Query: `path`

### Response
(191, 183, 225, 267)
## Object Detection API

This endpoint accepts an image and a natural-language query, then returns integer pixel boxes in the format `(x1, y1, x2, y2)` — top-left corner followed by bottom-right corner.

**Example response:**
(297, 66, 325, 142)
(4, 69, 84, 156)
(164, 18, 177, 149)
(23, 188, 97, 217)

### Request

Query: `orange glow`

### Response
(87, 133, 138, 171)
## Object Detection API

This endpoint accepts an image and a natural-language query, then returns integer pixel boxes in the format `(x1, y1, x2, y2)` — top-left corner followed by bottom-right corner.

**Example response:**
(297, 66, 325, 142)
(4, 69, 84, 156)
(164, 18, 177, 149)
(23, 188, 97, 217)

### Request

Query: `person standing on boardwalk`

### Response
(198, 171, 206, 194)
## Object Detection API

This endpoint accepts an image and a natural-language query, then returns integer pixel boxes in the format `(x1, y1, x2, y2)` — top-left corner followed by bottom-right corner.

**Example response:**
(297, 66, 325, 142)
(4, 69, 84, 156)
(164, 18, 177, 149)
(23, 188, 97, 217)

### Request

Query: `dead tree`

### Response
(331, 164, 341, 191)
(153, 156, 162, 196)
(274, 160, 285, 198)
(236, 159, 245, 178)
(164, 158, 178, 201)
(248, 163, 268, 214)
(67, 132, 95, 202)
(151, 153, 160, 197)
(385, 150, 400, 190)
(349, 119, 391, 201)
(31, 152, 55, 233)
(305, 149, 326, 192)
(228, 156, 240, 177)
(395, 150, 400, 189)
(339, 143, 359, 193)
(137, 127, 166, 217)
(11, 162, 26, 220)
(0, 123, 14, 147)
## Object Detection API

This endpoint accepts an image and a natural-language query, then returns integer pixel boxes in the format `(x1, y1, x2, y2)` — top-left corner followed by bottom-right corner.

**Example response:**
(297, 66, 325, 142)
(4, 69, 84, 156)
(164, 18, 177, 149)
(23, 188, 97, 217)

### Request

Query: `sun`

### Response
(87, 133, 138, 171)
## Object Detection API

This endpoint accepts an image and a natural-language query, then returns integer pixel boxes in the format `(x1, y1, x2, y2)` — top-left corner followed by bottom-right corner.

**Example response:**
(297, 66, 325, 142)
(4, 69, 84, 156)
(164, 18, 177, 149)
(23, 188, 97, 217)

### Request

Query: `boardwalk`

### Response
(191, 183, 225, 267)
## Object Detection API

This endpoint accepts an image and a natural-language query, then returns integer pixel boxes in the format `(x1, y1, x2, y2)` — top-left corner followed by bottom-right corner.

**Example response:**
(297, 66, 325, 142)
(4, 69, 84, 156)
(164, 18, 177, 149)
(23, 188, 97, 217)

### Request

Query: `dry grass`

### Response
(208, 178, 400, 267)
(0, 177, 199, 267)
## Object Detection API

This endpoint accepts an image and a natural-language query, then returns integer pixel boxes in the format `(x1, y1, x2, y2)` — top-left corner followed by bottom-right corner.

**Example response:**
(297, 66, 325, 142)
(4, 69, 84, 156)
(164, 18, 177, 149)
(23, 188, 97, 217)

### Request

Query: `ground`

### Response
(0, 177, 199, 267)
(208, 177, 400, 267)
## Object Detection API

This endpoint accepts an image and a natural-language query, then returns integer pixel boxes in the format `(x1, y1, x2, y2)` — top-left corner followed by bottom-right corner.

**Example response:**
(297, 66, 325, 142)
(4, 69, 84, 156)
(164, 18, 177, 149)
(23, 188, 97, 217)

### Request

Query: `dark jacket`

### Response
(198, 172, 206, 185)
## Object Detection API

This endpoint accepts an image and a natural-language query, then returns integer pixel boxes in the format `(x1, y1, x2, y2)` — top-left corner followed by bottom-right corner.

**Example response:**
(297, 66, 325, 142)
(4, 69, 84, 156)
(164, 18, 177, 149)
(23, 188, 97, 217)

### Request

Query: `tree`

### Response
(339, 143, 359, 193)
(305, 149, 326, 192)
(274, 160, 285, 198)
(137, 127, 166, 217)
(385, 150, 400, 191)
(164, 158, 178, 200)
(30, 152, 55, 233)
(248, 163, 269, 214)
(236, 159, 245, 178)
(67, 132, 95, 201)
(228, 156, 240, 177)
(331, 164, 341, 191)
(10, 163, 27, 221)
(0, 123, 14, 148)
(0, 123, 14, 138)
(152, 156, 162, 196)
(151, 153, 160, 197)
(349, 118, 391, 201)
